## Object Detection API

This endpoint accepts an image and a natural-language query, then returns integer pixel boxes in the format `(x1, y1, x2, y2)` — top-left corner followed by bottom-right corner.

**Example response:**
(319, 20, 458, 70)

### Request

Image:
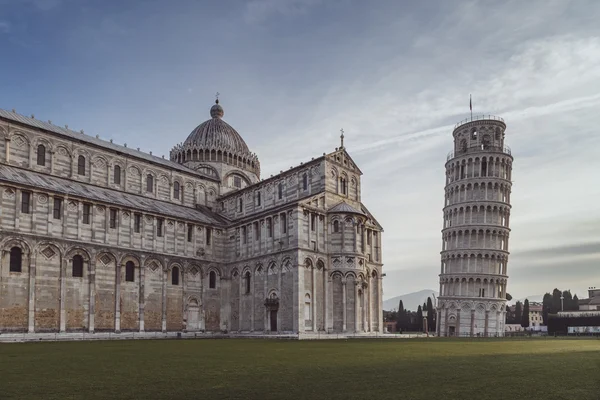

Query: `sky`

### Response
(1, 0, 599, 301)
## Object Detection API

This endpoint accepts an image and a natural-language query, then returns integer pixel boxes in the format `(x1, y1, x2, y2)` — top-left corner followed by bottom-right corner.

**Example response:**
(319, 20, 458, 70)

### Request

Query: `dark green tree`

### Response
(552, 288, 562, 313)
(416, 305, 423, 332)
(396, 300, 405, 331)
(521, 299, 530, 328)
(505, 305, 512, 323)
(514, 301, 522, 324)
(426, 297, 434, 332)
(562, 290, 573, 311)
(505, 293, 513, 301)
(542, 293, 552, 325)
(573, 294, 579, 310)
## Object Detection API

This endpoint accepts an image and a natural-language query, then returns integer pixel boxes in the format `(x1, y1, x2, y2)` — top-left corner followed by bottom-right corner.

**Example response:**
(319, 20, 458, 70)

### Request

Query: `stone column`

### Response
(238, 273, 243, 332)
(263, 273, 268, 332)
(362, 284, 367, 332)
(27, 255, 36, 333)
(341, 278, 347, 332)
(470, 310, 475, 337)
(139, 261, 145, 332)
(161, 268, 167, 332)
(456, 309, 461, 337)
(311, 264, 316, 332)
(115, 263, 122, 333)
(277, 264, 282, 333)
(4, 138, 10, 162)
(354, 280, 359, 332)
(324, 273, 330, 332)
(88, 258, 96, 333)
(59, 258, 67, 332)
(444, 309, 449, 337)
(378, 275, 383, 333)
(436, 310, 441, 336)
(484, 310, 489, 337)
(250, 274, 255, 332)
(367, 275, 372, 332)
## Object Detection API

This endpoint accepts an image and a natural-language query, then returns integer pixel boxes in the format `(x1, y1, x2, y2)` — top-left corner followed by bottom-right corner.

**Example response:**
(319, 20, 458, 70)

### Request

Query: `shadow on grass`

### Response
(1, 339, 599, 400)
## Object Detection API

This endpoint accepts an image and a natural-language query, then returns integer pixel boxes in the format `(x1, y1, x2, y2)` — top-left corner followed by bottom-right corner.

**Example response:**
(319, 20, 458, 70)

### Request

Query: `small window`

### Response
(340, 178, 347, 195)
(303, 174, 308, 191)
(9, 247, 22, 272)
(367, 230, 372, 245)
(109, 209, 117, 229)
(21, 191, 31, 214)
(53, 197, 63, 220)
(77, 155, 86, 176)
(114, 165, 121, 185)
(146, 174, 154, 193)
(242, 226, 247, 244)
(311, 214, 316, 231)
(206, 227, 212, 245)
(172, 266, 180, 285)
(304, 293, 311, 320)
(281, 213, 287, 234)
(209, 271, 217, 289)
(238, 198, 243, 213)
(333, 220, 339, 233)
(125, 261, 135, 282)
(157, 218, 164, 237)
(267, 218, 273, 238)
(72, 255, 84, 277)
(134, 213, 141, 233)
(174, 181, 180, 200)
(77, 156, 85, 175)
(187, 224, 193, 242)
(37, 144, 46, 166)
(256, 191, 261, 206)
(233, 176, 242, 188)
(244, 271, 251, 294)
(82, 203, 91, 224)
(278, 183, 283, 199)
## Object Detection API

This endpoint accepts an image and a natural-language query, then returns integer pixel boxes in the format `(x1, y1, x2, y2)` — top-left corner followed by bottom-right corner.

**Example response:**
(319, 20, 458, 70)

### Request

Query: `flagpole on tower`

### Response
(470, 94, 473, 121)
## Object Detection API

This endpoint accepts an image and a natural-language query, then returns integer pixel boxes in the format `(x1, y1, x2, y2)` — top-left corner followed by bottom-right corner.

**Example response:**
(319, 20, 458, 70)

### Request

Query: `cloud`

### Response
(0, 21, 10, 33)
(244, 0, 322, 24)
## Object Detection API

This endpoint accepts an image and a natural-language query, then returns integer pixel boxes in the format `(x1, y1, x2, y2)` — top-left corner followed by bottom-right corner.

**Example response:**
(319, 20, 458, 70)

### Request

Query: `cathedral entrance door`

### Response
(187, 299, 200, 331)
(448, 326, 456, 337)
(270, 310, 278, 332)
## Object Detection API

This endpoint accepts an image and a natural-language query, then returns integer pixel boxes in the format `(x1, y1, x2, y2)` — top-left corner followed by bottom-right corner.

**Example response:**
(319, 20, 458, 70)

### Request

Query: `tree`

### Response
(573, 294, 579, 311)
(416, 305, 423, 332)
(396, 300, 405, 331)
(521, 299, 530, 328)
(514, 301, 522, 325)
(552, 288, 562, 314)
(505, 293, 513, 301)
(562, 290, 574, 311)
(505, 305, 512, 323)
(426, 297, 434, 333)
(542, 293, 552, 325)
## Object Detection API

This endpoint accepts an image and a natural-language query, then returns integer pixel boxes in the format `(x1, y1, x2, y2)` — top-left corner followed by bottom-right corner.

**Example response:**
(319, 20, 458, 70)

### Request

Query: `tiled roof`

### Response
(0, 165, 228, 226)
(0, 108, 217, 181)
(328, 202, 365, 215)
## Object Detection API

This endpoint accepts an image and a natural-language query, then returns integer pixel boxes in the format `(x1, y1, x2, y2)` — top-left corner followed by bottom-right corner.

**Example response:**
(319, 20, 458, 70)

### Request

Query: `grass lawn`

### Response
(1, 338, 599, 400)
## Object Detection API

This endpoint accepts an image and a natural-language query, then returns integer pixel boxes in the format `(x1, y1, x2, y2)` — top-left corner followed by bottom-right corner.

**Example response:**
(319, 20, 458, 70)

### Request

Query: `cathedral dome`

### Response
(184, 100, 250, 155)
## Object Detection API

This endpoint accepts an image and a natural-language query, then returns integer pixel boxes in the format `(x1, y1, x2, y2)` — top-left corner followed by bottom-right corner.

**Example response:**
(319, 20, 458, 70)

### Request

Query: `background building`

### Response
(0, 101, 383, 337)
(437, 115, 513, 337)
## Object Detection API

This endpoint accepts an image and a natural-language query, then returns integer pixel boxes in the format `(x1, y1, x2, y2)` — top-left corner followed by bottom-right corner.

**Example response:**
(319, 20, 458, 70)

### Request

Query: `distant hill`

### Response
(383, 289, 439, 312)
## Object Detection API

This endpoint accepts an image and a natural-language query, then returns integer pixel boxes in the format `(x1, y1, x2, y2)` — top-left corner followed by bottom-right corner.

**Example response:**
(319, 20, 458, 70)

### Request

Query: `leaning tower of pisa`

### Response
(437, 115, 513, 337)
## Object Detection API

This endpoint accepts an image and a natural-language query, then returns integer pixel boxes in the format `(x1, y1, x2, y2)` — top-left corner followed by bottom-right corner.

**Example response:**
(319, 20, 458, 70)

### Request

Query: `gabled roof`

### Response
(0, 108, 218, 181)
(0, 164, 228, 226)
(360, 202, 383, 231)
(326, 147, 363, 175)
(328, 201, 365, 215)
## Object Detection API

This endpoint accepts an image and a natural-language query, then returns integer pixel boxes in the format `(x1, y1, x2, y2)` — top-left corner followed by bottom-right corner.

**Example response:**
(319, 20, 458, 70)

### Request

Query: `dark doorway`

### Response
(449, 326, 456, 336)
(270, 310, 278, 332)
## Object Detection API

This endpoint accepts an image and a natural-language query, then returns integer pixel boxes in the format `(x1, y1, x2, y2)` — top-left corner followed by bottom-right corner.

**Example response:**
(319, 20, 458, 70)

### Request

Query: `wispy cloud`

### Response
(244, 0, 323, 24)
(0, 21, 10, 34)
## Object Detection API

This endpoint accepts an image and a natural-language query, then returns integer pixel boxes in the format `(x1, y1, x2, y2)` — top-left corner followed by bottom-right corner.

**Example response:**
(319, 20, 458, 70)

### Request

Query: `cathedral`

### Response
(0, 100, 384, 338)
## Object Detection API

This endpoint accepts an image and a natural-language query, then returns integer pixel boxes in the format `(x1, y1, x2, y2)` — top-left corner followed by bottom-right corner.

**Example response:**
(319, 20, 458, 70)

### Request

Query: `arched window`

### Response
(72, 255, 84, 277)
(244, 271, 251, 294)
(114, 165, 121, 185)
(146, 174, 153, 193)
(125, 261, 135, 282)
(302, 174, 308, 191)
(304, 293, 311, 320)
(340, 178, 347, 195)
(209, 271, 217, 289)
(333, 220, 339, 233)
(174, 181, 180, 199)
(37, 144, 46, 166)
(172, 266, 180, 285)
(77, 155, 86, 175)
(9, 247, 22, 272)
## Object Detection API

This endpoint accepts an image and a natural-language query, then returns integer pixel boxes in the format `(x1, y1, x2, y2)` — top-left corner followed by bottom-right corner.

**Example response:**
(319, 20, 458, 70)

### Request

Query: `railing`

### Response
(447, 145, 512, 161)
(454, 115, 505, 130)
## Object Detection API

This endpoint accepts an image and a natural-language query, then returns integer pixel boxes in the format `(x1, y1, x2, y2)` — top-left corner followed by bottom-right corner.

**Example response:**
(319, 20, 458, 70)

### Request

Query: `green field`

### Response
(1, 338, 599, 400)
